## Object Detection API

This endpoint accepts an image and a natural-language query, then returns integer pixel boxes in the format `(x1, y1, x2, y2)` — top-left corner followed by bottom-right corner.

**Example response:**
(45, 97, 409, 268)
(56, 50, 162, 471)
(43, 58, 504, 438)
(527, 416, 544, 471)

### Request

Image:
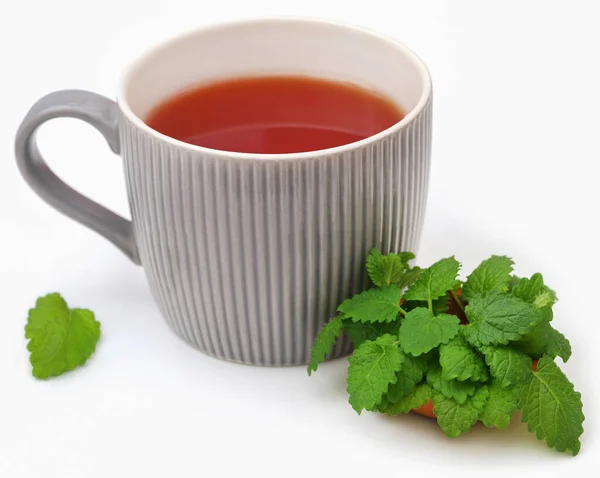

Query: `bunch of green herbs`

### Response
(308, 250, 584, 455)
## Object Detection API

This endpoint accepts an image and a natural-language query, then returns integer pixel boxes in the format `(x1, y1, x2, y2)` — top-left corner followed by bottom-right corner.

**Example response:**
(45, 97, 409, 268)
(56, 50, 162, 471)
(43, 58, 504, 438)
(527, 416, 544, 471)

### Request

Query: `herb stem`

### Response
(427, 298, 433, 311)
(450, 290, 465, 313)
(399, 306, 408, 316)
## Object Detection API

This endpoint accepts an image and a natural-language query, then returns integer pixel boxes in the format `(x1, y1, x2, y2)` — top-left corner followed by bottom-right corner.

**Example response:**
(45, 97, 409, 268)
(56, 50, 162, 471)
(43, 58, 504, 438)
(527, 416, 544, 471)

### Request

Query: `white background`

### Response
(1, 0, 598, 476)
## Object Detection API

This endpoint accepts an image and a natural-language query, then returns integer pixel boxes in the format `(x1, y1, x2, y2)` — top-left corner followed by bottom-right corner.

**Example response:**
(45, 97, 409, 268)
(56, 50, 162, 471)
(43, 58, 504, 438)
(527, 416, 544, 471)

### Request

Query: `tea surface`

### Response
(146, 76, 404, 154)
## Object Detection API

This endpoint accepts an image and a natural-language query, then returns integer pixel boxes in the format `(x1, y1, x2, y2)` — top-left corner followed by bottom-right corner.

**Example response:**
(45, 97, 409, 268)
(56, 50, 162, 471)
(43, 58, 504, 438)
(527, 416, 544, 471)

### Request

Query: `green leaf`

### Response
(511, 273, 557, 308)
(480, 381, 523, 429)
(386, 352, 428, 402)
(535, 291, 557, 309)
(481, 345, 533, 388)
(521, 356, 584, 455)
(432, 386, 489, 438)
(366, 249, 414, 287)
(469, 384, 490, 411)
(380, 383, 432, 415)
(544, 327, 572, 362)
(397, 266, 423, 289)
(397, 252, 416, 265)
(338, 287, 402, 324)
(507, 275, 522, 290)
(512, 273, 544, 301)
(398, 308, 460, 356)
(427, 363, 477, 404)
(403, 257, 461, 303)
(439, 335, 488, 382)
(307, 315, 344, 375)
(462, 292, 542, 347)
(342, 319, 400, 348)
(462, 255, 514, 301)
(25, 293, 101, 379)
(347, 334, 404, 413)
(517, 321, 572, 362)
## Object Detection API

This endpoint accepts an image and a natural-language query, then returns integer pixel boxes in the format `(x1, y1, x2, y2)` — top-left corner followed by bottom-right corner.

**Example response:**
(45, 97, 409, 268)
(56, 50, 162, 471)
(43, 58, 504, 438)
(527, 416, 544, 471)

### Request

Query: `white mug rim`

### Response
(117, 16, 432, 161)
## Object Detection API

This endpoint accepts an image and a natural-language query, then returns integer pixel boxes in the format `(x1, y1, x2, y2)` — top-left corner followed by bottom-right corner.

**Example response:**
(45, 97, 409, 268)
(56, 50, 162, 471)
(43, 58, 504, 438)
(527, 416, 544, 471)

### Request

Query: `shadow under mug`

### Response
(14, 18, 433, 366)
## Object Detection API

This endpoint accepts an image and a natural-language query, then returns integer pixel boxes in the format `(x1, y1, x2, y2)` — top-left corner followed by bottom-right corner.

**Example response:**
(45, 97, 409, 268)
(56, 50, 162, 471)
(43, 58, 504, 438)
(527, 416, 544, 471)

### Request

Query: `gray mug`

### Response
(15, 18, 432, 366)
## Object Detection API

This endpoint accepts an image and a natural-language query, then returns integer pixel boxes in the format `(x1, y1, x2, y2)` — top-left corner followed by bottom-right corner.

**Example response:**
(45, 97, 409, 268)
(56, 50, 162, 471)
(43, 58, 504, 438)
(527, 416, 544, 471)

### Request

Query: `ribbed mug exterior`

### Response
(120, 97, 432, 365)
(15, 18, 433, 366)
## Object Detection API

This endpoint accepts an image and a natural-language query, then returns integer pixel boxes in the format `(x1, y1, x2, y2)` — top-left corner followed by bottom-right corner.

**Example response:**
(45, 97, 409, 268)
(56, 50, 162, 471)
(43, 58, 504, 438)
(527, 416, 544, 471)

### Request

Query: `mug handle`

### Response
(14, 90, 140, 264)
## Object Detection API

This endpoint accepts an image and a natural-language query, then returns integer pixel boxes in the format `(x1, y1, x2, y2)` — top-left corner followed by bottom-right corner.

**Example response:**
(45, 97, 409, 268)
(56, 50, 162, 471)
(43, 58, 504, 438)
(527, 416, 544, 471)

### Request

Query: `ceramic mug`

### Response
(15, 18, 432, 366)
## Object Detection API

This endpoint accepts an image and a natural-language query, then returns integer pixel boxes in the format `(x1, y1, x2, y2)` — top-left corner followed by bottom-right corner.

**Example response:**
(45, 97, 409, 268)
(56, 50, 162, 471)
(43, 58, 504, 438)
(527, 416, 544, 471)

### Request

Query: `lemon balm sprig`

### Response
(308, 250, 584, 455)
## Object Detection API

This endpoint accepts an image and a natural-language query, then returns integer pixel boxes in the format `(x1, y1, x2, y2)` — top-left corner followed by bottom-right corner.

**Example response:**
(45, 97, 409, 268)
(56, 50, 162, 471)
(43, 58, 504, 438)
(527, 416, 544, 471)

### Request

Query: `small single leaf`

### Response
(427, 363, 477, 404)
(403, 257, 461, 303)
(462, 255, 514, 301)
(432, 386, 489, 438)
(463, 292, 542, 347)
(521, 356, 584, 455)
(512, 273, 544, 302)
(307, 315, 344, 375)
(398, 308, 460, 356)
(347, 334, 403, 413)
(481, 345, 533, 388)
(439, 335, 488, 382)
(25, 293, 101, 379)
(544, 327, 572, 362)
(480, 381, 523, 429)
(511, 273, 557, 308)
(397, 252, 416, 265)
(366, 249, 414, 287)
(338, 287, 402, 323)
(386, 352, 428, 402)
(380, 383, 432, 415)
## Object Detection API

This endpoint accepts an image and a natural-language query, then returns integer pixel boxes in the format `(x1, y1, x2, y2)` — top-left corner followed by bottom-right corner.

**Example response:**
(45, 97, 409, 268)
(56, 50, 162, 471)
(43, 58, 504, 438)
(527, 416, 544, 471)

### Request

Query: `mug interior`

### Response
(119, 18, 431, 156)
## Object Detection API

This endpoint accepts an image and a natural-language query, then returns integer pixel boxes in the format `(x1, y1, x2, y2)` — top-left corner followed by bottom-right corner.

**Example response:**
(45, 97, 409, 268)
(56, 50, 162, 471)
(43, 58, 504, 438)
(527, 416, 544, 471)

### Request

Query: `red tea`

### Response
(146, 76, 404, 154)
